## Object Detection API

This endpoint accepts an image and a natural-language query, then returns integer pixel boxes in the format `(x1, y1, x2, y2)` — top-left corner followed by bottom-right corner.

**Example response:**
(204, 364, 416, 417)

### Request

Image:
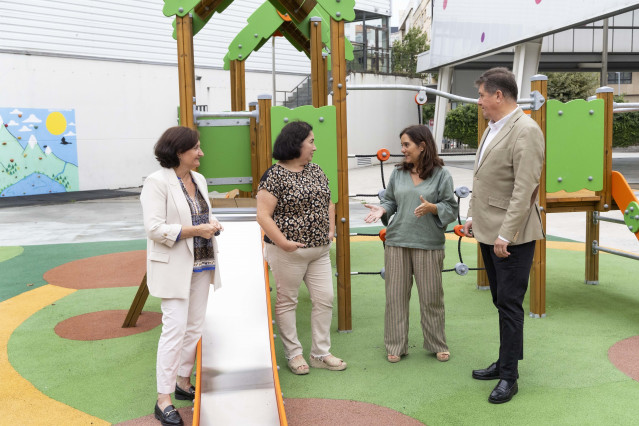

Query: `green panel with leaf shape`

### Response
(271, 105, 338, 203)
(197, 120, 253, 193)
(546, 99, 604, 193)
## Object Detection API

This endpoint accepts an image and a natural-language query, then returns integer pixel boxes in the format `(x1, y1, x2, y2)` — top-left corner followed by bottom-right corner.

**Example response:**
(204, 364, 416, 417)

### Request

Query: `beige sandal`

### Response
(387, 354, 401, 363)
(288, 355, 309, 375)
(436, 351, 450, 362)
(309, 354, 347, 371)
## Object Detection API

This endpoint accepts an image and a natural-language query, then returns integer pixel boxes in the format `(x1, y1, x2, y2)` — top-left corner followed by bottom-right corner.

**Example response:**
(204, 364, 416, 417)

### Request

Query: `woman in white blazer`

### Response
(140, 126, 223, 426)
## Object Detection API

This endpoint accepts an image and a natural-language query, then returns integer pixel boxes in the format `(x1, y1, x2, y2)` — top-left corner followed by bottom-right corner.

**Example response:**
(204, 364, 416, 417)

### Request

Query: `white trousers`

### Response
(156, 270, 210, 394)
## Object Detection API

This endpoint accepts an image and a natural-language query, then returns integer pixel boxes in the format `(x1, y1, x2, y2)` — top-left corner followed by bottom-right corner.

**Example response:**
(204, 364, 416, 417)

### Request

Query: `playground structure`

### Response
(120, 2, 639, 423)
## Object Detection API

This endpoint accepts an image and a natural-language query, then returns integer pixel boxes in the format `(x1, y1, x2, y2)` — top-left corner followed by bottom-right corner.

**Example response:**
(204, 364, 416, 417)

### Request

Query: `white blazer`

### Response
(140, 167, 222, 299)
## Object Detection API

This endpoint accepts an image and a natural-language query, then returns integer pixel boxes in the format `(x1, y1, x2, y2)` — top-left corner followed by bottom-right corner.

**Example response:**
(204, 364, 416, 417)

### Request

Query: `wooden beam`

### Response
(529, 75, 548, 317)
(277, 0, 318, 23)
(230, 59, 246, 111)
(257, 95, 273, 181)
(176, 15, 196, 129)
(194, 0, 228, 21)
(281, 21, 310, 55)
(310, 17, 328, 108)
(476, 104, 490, 289)
(249, 102, 259, 196)
(585, 211, 599, 284)
(596, 87, 614, 212)
(122, 275, 149, 328)
(331, 18, 351, 332)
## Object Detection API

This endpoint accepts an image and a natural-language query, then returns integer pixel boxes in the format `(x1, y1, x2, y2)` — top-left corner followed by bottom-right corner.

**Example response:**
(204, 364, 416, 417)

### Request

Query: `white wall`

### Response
(0, 52, 306, 191)
(343, 73, 424, 168)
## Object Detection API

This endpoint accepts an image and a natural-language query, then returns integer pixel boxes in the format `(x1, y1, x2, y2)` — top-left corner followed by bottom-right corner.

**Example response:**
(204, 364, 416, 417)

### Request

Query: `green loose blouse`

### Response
(380, 166, 459, 250)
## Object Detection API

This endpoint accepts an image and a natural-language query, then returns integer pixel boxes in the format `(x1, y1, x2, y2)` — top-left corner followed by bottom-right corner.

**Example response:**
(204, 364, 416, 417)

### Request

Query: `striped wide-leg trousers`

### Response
(384, 245, 448, 356)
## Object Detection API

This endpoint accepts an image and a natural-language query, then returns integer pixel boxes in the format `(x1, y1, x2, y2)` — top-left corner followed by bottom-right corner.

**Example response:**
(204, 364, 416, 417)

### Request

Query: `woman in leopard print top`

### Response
(257, 121, 346, 375)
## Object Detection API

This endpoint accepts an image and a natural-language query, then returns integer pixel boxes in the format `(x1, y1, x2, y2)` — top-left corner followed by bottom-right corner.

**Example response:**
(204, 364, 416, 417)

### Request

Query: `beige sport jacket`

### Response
(468, 108, 545, 245)
(140, 167, 221, 299)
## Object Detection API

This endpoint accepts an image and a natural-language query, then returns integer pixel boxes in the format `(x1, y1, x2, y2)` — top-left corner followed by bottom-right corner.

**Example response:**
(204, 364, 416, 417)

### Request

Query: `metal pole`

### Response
(617, 71, 621, 95)
(601, 18, 608, 86)
(592, 241, 639, 261)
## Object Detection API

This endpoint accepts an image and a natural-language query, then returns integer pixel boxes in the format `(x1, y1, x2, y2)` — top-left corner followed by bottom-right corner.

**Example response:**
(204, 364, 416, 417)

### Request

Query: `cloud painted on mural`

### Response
(0, 108, 79, 197)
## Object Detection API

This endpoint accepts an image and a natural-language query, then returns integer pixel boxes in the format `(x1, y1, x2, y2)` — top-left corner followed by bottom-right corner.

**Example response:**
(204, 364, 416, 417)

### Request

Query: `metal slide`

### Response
(194, 211, 286, 425)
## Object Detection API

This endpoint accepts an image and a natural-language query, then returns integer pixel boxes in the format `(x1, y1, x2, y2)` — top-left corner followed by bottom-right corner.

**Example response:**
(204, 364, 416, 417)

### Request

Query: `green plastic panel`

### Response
(546, 99, 604, 193)
(162, 0, 199, 17)
(316, 0, 356, 22)
(223, 2, 288, 70)
(270, 105, 338, 203)
(197, 120, 253, 194)
(623, 200, 639, 233)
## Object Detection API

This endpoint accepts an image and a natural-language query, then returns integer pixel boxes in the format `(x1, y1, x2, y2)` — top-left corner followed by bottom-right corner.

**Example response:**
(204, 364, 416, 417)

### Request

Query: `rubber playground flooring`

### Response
(2, 235, 639, 425)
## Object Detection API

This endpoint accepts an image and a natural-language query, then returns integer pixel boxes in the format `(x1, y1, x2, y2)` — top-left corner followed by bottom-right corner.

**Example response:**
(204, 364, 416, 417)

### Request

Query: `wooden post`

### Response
(585, 211, 599, 284)
(249, 102, 259, 196)
(176, 14, 196, 129)
(475, 107, 490, 289)
(310, 17, 327, 108)
(596, 87, 614, 212)
(529, 75, 548, 317)
(585, 87, 613, 284)
(257, 95, 273, 180)
(230, 59, 246, 111)
(331, 18, 351, 332)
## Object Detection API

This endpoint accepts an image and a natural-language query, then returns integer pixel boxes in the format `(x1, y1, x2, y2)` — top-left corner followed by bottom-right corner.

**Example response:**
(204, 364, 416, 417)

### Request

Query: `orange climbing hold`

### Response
(379, 228, 387, 242)
(377, 149, 390, 162)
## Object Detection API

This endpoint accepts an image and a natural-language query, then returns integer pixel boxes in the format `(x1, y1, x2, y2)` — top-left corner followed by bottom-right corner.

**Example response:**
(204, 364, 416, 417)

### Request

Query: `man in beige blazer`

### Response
(462, 68, 545, 404)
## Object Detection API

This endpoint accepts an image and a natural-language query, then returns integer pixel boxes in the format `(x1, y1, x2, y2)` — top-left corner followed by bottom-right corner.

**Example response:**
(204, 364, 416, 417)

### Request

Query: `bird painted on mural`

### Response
(60, 137, 72, 145)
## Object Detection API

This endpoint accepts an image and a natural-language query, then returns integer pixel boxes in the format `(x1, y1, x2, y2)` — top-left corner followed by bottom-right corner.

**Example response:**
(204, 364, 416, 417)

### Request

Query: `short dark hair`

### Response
(397, 125, 444, 180)
(475, 67, 518, 101)
(154, 126, 200, 168)
(272, 121, 313, 161)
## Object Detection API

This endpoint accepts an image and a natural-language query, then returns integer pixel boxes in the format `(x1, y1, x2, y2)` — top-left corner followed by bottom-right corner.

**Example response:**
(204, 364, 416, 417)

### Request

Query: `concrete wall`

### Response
(0, 52, 305, 192)
(344, 73, 424, 168)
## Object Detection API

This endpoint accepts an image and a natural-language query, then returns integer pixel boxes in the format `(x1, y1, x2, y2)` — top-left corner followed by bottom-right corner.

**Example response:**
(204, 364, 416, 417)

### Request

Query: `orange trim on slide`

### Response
(263, 235, 288, 425)
(193, 338, 202, 426)
(611, 171, 639, 240)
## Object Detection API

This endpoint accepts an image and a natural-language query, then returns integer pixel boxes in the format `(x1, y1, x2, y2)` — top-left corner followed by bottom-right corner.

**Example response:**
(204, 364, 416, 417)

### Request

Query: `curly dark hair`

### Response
(397, 125, 444, 180)
(272, 121, 313, 161)
(154, 126, 200, 168)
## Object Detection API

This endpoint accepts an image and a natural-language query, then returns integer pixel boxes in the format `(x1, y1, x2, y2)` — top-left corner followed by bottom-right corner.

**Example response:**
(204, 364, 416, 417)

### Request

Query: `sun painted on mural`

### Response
(0, 108, 79, 197)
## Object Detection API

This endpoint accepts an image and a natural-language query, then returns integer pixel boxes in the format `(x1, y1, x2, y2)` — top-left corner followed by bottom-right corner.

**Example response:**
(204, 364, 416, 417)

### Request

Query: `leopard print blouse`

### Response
(258, 162, 331, 247)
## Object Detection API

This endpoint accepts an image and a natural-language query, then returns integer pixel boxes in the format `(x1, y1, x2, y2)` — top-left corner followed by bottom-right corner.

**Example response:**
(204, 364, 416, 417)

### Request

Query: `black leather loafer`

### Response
(472, 362, 500, 380)
(154, 403, 183, 426)
(488, 379, 518, 404)
(174, 383, 195, 401)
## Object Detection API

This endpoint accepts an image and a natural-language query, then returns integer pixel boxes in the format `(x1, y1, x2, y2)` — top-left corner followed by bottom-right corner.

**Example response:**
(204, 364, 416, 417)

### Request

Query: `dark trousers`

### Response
(479, 240, 536, 381)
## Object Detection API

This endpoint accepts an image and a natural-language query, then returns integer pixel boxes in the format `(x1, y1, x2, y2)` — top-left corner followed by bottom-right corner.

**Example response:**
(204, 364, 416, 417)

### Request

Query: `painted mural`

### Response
(0, 108, 79, 197)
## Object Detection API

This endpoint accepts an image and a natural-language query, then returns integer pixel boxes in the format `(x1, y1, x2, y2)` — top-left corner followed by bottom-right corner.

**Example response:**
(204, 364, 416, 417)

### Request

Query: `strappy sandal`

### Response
(309, 354, 347, 371)
(287, 355, 309, 375)
(387, 354, 401, 363)
(436, 351, 450, 362)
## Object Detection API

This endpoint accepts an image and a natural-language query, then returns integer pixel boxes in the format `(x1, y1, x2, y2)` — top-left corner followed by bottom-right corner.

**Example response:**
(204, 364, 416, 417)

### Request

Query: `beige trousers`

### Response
(384, 245, 448, 356)
(265, 244, 333, 360)
(156, 270, 210, 394)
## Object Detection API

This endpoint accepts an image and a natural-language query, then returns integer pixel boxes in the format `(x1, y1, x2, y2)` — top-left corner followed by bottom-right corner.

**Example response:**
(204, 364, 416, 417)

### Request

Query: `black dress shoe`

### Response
(472, 362, 500, 380)
(154, 403, 183, 426)
(174, 383, 195, 401)
(488, 379, 518, 404)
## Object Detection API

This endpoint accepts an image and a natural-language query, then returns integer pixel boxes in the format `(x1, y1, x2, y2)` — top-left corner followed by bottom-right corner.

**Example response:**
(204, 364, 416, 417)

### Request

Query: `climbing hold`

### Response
(376, 148, 390, 162)
(454, 186, 470, 198)
(379, 228, 387, 242)
(455, 263, 469, 276)
(453, 224, 465, 237)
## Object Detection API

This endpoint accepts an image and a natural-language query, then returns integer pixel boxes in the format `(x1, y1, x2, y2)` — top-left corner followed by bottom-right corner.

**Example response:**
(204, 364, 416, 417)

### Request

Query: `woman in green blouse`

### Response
(365, 125, 458, 363)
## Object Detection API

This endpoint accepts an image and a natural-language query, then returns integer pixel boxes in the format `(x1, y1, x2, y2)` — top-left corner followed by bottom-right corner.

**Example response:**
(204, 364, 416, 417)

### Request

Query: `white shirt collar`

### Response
(487, 106, 519, 134)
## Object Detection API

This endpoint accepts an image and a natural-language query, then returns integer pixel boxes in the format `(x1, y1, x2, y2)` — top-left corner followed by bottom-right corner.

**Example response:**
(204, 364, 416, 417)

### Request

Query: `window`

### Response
(607, 72, 632, 84)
